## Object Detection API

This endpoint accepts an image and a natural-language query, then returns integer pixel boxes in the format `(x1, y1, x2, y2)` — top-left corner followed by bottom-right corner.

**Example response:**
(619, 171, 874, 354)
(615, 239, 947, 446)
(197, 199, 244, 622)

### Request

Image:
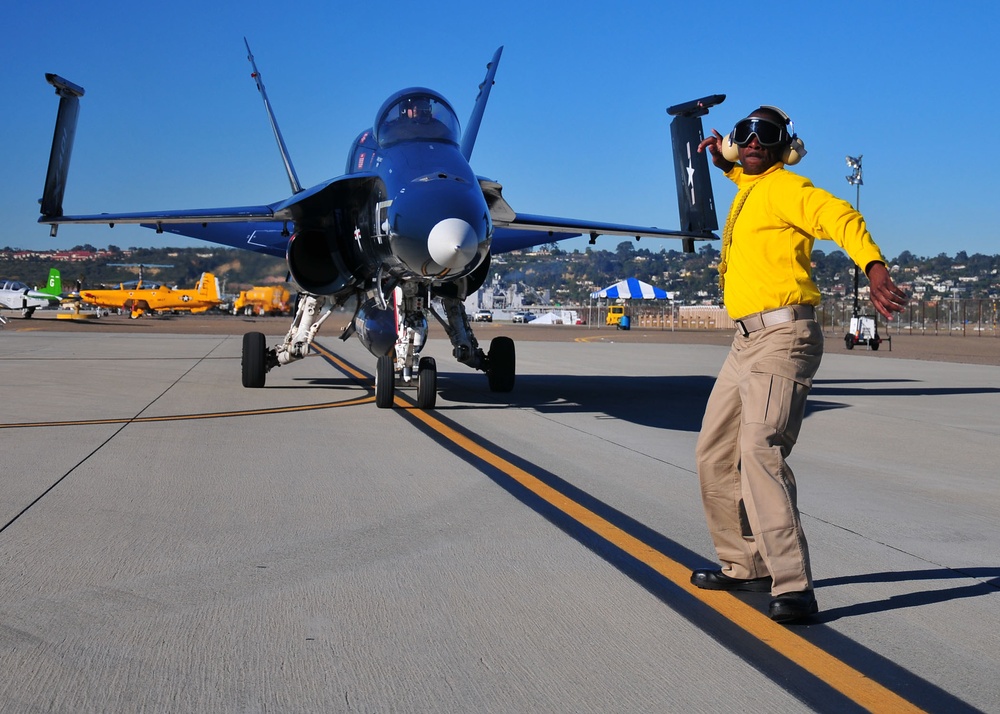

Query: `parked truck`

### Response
(605, 304, 626, 327)
(232, 285, 293, 316)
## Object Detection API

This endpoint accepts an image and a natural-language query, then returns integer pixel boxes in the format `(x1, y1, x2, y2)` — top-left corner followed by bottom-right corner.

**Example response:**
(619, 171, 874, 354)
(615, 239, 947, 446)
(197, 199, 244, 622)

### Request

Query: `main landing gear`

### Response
(241, 293, 333, 390)
(485, 336, 515, 393)
(241, 332, 269, 388)
(433, 294, 516, 401)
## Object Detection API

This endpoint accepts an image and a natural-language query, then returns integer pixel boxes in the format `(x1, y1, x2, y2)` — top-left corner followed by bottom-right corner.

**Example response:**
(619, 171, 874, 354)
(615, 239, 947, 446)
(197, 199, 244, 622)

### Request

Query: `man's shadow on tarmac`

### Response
(813, 568, 1000, 622)
(439, 374, 1000, 432)
(438, 373, 716, 431)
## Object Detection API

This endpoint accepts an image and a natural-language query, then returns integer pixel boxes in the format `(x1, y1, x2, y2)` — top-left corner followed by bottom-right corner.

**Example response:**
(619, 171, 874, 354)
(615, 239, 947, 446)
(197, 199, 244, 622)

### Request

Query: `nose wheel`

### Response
(375, 353, 396, 408)
(375, 353, 438, 409)
(416, 357, 437, 409)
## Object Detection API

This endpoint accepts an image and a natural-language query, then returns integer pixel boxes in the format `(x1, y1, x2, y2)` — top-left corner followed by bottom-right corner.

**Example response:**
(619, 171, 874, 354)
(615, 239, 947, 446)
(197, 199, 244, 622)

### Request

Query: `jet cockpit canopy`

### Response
(374, 88, 461, 148)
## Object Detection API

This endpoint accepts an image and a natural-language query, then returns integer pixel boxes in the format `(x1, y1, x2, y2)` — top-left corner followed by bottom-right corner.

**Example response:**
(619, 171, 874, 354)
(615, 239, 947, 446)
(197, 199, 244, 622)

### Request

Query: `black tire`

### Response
(242, 332, 268, 388)
(416, 356, 437, 410)
(844, 334, 855, 350)
(375, 353, 396, 409)
(487, 336, 516, 393)
(870, 339, 880, 351)
(242, 332, 267, 389)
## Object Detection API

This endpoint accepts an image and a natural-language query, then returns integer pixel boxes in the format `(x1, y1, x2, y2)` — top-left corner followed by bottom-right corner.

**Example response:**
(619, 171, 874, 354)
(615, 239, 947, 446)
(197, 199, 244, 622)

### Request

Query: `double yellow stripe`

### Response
(399, 400, 924, 714)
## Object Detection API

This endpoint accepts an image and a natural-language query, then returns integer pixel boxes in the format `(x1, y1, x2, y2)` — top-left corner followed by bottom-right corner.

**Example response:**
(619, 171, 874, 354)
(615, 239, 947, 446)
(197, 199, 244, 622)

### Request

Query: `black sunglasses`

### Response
(731, 117, 788, 147)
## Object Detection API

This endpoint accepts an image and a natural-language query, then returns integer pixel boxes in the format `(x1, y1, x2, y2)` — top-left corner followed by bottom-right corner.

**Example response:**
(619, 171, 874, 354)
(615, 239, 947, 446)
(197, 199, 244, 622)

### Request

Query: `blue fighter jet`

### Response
(39, 43, 723, 409)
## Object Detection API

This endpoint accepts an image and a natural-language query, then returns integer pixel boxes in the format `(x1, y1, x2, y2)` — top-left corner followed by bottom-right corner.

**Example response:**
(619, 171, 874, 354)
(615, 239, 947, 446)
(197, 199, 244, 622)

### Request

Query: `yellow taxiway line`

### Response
(397, 399, 926, 714)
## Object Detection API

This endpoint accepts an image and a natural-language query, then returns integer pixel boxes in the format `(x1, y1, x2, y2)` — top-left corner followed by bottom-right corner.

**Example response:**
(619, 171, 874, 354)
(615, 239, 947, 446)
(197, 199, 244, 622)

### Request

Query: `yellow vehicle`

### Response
(77, 272, 221, 319)
(233, 285, 292, 316)
(605, 304, 626, 326)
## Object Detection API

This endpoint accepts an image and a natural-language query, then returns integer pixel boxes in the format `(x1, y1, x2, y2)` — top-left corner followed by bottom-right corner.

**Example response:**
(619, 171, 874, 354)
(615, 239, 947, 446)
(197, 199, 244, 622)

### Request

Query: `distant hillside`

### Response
(493, 242, 1000, 304)
(1, 246, 287, 295)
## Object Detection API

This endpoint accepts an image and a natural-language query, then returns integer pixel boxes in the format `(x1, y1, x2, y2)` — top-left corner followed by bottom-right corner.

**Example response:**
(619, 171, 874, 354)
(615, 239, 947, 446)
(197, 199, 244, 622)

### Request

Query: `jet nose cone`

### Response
(427, 218, 479, 270)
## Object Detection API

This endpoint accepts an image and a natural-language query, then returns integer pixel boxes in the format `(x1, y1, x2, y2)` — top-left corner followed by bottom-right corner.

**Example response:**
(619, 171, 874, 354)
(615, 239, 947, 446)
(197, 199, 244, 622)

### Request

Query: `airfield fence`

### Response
(624, 298, 1000, 337)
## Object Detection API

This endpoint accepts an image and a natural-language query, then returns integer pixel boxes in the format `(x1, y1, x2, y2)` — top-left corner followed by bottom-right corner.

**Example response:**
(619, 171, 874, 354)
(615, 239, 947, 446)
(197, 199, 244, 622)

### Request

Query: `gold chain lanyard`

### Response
(717, 183, 757, 296)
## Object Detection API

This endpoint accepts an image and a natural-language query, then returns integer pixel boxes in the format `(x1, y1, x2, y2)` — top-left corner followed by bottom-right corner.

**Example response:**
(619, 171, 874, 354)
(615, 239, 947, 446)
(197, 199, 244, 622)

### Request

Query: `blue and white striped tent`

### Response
(590, 277, 671, 300)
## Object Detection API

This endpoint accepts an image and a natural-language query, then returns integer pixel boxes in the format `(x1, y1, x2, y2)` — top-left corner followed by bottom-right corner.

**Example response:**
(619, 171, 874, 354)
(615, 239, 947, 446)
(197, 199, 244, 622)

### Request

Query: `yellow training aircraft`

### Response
(76, 271, 222, 319)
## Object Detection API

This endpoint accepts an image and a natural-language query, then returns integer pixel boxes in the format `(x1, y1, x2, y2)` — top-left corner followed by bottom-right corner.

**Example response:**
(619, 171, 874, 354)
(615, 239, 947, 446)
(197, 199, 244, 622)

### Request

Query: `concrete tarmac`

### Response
(1, 318, 998, 712)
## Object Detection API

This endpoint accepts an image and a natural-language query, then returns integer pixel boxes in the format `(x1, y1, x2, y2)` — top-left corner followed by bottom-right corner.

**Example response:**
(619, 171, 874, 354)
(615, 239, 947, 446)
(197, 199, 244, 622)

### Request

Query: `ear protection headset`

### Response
(721, 105, 807, 165)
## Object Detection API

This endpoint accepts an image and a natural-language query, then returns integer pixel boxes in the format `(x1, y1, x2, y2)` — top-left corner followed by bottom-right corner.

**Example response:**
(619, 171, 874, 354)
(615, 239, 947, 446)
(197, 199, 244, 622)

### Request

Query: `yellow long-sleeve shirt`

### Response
(720, 164, 886, 320)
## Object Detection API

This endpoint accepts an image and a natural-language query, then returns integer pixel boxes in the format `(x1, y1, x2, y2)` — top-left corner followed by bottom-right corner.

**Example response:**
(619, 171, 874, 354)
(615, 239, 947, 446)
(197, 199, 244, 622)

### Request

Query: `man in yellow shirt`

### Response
(691, 106, 907, 623)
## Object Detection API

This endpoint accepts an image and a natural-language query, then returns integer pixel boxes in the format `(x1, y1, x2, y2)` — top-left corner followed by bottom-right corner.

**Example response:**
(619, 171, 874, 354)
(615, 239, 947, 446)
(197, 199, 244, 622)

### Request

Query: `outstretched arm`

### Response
(697, 128, 736, 173)
(866, 262, 908, 320)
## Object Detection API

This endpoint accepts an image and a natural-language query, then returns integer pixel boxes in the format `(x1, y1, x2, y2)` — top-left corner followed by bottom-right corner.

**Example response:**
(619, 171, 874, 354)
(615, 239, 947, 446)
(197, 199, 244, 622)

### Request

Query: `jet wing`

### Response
(44, 205, 289, 258)
(40, 174, 381, 259)
(148, 220, 290, 258)
(49, 205, 277, 225)
(480, 179, 718, 255)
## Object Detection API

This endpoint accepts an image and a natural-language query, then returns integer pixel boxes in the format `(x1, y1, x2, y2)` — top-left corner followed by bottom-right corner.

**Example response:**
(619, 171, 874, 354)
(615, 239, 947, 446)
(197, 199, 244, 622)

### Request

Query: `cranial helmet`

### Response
(721, 105, 807, 165)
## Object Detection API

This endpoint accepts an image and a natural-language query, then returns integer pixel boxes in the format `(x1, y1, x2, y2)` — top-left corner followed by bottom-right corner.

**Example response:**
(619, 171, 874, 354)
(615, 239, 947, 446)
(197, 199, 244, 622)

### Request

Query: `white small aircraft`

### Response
(0, 270, 62, 320)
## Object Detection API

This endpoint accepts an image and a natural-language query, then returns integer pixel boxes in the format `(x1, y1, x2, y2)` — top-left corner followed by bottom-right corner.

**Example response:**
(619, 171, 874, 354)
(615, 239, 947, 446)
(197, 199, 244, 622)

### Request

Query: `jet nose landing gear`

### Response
(416, 356, 437, 409)
(374, 352, 438, 409)
(375, 353, 396, 408)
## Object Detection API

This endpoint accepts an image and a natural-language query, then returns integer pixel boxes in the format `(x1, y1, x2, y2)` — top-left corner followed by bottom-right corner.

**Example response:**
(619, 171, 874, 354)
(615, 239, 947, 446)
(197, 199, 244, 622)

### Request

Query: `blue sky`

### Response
(3, 0, 997, 262)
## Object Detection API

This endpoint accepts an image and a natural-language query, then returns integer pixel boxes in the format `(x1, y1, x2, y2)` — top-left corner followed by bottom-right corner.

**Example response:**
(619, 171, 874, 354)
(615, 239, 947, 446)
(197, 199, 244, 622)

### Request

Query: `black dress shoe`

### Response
(690, 569, 773, 592)
(768, 590, 818, 623)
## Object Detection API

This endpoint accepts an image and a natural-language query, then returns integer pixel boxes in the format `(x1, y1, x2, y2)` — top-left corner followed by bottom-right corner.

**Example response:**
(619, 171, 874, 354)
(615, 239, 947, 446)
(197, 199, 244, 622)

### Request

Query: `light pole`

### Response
(845, 155, 863, 317)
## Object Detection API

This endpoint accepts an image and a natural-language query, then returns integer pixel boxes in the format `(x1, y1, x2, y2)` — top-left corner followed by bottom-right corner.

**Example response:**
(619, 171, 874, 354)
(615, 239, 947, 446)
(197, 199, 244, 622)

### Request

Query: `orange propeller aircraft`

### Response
(74, 270, 222, 319)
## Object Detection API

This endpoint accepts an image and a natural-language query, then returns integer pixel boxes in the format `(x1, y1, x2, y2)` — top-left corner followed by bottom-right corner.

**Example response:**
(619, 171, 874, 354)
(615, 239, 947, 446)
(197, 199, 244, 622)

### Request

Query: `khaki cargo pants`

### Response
(695, 319, 824, 595)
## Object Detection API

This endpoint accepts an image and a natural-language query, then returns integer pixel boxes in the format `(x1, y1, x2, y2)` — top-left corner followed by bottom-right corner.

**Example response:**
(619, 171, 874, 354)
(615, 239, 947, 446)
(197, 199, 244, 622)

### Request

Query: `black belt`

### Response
(735, 305, 815, 337)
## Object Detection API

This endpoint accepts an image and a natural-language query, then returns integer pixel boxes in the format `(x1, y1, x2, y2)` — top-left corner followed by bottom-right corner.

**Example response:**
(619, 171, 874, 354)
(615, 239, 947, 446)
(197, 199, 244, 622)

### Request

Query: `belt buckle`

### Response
(736, 320, 750, 337)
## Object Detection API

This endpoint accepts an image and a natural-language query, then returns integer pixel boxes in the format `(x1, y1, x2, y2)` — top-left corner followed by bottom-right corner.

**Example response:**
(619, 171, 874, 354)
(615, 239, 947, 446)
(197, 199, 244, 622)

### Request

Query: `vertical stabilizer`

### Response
(197, 273, 221, 301)
(245, 39, 302, 195)
(460, 47, 503, 162)
(42, 268, 63, 298)
(666, 94, 724, 252)
(40, 74, 86, 235)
